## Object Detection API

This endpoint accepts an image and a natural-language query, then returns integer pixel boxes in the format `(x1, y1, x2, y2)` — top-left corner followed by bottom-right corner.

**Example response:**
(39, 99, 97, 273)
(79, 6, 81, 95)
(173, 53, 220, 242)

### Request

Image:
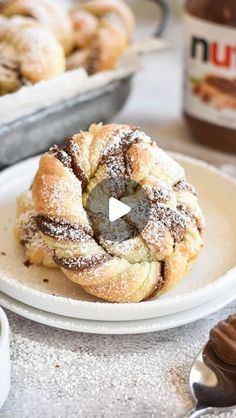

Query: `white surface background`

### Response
(1, 1, 236, 417)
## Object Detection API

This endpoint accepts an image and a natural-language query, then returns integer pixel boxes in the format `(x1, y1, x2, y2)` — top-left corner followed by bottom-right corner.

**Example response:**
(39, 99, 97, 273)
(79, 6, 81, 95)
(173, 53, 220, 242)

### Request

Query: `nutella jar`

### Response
(183, 0, 236, 153)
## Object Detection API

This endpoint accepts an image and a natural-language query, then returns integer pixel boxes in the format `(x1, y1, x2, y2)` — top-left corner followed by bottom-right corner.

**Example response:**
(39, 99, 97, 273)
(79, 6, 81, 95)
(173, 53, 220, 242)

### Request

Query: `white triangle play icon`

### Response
(109, 197, 131, 222)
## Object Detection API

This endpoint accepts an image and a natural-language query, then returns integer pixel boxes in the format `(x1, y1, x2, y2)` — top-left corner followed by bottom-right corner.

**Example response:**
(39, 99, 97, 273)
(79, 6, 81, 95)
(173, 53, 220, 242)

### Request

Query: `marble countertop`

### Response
(1, 4, 236, 418)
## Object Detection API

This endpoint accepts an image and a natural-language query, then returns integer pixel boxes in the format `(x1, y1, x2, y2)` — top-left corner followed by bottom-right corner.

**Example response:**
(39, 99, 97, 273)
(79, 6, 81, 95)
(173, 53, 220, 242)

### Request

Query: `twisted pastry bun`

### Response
(2, 0, 73, 54)
(67, 0, 135, 74)
(0, 16, 65, 95)
(29, 124, 204, 303)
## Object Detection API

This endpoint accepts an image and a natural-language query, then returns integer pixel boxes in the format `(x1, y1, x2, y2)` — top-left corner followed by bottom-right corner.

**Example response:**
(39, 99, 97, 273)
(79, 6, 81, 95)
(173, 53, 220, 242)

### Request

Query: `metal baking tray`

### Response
(0, 75, 132, 168)
(0, 0, 168, 168)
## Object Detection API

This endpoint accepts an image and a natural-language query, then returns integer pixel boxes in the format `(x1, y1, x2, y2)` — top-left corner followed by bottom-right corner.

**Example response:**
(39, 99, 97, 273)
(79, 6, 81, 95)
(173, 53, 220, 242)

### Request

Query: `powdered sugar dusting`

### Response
(101, 126, 151, 161)
(144, 182, 172, 204)
(1, 17, 64, 85)
(39, 173, 82, 217)
(173, 180, 196, 195)
(152, 204, 187, 243)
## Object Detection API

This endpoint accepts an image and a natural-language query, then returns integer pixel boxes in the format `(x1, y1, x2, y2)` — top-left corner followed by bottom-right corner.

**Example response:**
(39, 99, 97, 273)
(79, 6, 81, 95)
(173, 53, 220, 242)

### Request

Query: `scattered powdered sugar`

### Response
(101, 126, 151, 161)
(141, 221, 170, 256)
(3, 17, 64, 81)
(5, 304, 236, 418)
(144, 182, 172, 203)
(102, 237, 140, 254)
(152, 204, 187, 243)
(39, 174, 82, 217)
(15, 211, 37, 246)
(151, 146, 185, 184)
(173, 180, 196, 195)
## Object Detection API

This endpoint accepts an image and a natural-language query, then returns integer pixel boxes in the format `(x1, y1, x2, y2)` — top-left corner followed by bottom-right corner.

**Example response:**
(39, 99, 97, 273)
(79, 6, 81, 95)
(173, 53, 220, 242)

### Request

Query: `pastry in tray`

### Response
(14, 124, 204, 303)
(1, 0, 74, 54)
(67, 0, 135, 74)
(0, 15, 65, 95)
(0, 0, 135, 95)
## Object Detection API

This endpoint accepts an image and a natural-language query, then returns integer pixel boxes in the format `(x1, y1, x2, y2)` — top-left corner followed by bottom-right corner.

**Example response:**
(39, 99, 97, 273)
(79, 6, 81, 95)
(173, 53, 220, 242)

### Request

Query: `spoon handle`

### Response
(185, 406, 213, 417)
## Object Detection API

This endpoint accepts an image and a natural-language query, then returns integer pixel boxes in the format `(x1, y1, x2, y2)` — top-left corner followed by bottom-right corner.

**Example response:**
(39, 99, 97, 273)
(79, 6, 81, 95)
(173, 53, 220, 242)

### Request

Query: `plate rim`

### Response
(0, 283, 235, 334)
(0, 153, 236, 321)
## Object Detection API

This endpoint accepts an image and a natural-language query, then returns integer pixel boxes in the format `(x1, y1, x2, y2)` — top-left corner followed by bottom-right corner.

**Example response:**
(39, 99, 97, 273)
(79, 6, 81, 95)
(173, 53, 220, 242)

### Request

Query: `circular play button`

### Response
(86, 176, 152, 243)
(108, 197, 131, 222)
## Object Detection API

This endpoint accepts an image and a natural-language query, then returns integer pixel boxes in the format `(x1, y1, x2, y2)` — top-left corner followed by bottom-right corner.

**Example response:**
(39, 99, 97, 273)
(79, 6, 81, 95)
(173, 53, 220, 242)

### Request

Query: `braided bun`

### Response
(28, 124, 204, 303)
(67, 0, 135, 74)
(2, 0, 73, 54)
(0, 16, 65, 95)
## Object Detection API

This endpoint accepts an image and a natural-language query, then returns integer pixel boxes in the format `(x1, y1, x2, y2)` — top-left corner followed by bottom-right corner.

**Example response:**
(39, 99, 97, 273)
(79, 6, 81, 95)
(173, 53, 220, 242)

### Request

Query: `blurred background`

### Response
(114, 0, 236, 168)
(1, 0, 236, 169)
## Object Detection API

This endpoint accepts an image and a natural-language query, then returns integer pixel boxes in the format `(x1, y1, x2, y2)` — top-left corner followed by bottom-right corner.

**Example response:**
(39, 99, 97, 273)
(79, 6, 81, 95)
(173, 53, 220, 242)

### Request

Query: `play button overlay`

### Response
(109, 197, 131, 222)
(86, 176, 152, 244)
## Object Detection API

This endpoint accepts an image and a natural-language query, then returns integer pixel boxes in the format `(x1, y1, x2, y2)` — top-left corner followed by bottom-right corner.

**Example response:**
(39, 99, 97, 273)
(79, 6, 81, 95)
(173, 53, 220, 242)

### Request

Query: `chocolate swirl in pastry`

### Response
(14, 123, 204, 303)
(36, 215, 93, 242)
(53, 254, 113, 272)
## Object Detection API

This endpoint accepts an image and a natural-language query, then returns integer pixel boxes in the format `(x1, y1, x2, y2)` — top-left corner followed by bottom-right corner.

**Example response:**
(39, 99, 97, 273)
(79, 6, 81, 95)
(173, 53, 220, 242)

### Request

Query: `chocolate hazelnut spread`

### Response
(183, 0, 236, 153)
(206, 76, 236, 98)
(53, 254, 112, 271)
(36, 215, 93, 242)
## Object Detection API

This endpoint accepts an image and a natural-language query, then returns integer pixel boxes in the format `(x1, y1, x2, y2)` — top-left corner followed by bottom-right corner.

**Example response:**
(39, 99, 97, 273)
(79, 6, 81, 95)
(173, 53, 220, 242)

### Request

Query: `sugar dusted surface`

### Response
(1, 302, 236, 418)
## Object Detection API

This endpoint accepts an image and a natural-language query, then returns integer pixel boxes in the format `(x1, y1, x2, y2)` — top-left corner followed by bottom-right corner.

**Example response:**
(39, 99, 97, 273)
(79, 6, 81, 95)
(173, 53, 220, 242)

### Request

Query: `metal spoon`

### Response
(186, 315, 236, 417)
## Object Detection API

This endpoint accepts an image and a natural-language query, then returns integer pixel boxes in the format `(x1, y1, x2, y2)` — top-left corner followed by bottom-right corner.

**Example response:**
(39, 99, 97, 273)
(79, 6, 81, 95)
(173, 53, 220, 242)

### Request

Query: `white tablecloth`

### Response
(1, 5, 236, 418)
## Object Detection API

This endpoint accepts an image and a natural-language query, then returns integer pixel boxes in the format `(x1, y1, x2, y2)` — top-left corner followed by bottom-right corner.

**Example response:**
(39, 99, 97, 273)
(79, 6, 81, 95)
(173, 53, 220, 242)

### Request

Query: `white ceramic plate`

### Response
(0, 282, 235, 334)
(0, 307, 10, 408)
(0, 154, 236, 321)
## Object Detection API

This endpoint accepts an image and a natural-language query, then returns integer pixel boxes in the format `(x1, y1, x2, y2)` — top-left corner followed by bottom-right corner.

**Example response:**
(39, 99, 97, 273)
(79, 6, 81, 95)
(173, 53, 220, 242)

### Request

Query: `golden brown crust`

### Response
(70, 10, 98, 50)
(28, 123, 204, 303)
(68, 0, 135, 73)
(2, 0, 73, 54)
(33, 152, 90, 225)
(0, 16, 65, 94)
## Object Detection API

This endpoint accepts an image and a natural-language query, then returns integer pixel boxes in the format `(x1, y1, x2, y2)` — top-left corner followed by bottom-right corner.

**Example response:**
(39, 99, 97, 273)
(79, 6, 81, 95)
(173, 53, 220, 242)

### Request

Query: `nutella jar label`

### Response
(183, 14, 236, 130)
